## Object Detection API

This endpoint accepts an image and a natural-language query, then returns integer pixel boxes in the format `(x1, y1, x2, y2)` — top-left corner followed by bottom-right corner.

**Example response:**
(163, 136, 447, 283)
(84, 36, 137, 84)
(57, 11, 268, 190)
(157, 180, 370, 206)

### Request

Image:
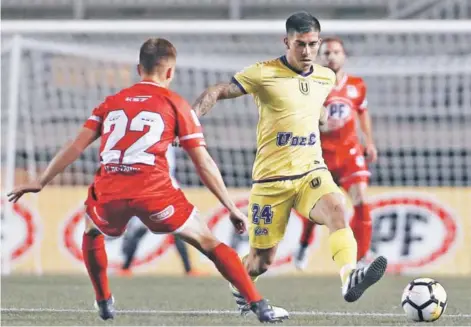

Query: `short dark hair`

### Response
(286, 11, 321, 35)
(139, 38, 177, 74)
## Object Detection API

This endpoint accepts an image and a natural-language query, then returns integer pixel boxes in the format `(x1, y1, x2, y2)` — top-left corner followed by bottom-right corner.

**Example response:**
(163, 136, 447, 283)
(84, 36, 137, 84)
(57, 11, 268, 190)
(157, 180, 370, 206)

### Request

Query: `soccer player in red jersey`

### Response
(294, 37, 378, 270)
(8, 38, 287, 323)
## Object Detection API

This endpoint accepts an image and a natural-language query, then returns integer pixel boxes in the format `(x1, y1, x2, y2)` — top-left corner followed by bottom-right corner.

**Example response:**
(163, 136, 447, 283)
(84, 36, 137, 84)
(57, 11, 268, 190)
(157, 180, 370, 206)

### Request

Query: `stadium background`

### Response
(1, 0, 470, 278)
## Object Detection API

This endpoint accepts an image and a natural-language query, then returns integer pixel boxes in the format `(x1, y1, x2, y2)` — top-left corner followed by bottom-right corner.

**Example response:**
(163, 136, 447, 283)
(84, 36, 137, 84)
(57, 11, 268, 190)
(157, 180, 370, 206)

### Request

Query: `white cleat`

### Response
(342, 256, 388, 303)
(268, 303, 290, 320)
(250, 299, 290, 322)
(229, 283, 251, 316)
(229, 284, 289, 321)
(293, 246, 309, 271)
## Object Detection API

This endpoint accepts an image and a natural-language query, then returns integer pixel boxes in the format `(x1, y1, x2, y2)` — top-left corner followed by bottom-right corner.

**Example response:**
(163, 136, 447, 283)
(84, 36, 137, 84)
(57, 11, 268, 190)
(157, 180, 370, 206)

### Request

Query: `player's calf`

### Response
(82, 216, 113, 316)
(175, 213, 261, 302)
(347, 182, 372, 261)
(349, 205, 372, 261)
(175, 212, 288, 321)
(310, 193, 359, 284)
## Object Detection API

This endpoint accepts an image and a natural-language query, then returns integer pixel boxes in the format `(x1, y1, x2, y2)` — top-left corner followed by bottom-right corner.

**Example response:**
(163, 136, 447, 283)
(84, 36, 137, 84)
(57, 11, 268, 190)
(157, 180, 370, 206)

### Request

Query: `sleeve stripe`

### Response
(89, 115, 102, 122)
(180, 133, 204, 141)
(231, 76, 248, 94)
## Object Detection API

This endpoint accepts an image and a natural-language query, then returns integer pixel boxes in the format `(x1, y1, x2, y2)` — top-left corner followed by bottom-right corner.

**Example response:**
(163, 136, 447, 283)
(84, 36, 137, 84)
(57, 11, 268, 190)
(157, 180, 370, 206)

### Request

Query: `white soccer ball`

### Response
(401, 278, 447, 322)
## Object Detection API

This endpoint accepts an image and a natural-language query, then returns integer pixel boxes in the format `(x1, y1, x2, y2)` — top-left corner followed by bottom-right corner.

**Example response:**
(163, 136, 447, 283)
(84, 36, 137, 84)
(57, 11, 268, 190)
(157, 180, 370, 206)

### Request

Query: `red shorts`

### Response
(84, 186, 194, 237)
(323, 144, 370, 190)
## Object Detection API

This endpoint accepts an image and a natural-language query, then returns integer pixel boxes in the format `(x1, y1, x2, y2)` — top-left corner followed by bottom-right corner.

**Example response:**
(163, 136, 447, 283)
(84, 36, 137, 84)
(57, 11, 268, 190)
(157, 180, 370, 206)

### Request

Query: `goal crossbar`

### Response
(9, 37, 471, 76)
(3, 20, 471, 34)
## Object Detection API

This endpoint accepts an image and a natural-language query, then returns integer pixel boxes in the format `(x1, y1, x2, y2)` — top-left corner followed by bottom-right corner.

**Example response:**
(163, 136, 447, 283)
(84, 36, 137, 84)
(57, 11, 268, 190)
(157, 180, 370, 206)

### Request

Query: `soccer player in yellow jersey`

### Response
(193, 12, 387, 315)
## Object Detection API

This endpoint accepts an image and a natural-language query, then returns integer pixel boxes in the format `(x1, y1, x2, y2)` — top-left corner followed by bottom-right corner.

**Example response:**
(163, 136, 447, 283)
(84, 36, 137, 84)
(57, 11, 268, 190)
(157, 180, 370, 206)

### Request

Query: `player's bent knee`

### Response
(311, 193, 347, 232)
(174, 211, 220, 254)
(197, 234, 221, 253)
(84, 214, 102, 236)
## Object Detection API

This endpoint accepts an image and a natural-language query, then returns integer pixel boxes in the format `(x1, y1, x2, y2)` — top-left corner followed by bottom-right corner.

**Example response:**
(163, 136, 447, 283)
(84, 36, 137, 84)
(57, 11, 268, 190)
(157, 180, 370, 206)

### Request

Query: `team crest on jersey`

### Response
(346, 85, 358, 98)
(299, 80, 310, 95)
(310, 177, 322, 189)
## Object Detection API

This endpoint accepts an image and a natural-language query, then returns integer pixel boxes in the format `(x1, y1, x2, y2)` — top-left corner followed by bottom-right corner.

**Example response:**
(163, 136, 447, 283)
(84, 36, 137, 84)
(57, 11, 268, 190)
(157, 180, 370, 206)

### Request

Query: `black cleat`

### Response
(94, 296, 115, 320)
(250, 299, 289, 323)
(343, 256, 388, 303)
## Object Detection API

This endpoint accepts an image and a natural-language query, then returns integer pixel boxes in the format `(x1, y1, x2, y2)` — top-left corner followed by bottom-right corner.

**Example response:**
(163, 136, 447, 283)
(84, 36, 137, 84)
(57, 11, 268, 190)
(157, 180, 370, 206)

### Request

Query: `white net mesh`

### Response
(1, 27, 470, 188)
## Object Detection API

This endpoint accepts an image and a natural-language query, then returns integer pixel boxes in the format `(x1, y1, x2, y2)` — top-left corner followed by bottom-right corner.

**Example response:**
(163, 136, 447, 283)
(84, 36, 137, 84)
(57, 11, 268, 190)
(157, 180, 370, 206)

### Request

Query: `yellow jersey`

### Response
(232, 56, 336, 181)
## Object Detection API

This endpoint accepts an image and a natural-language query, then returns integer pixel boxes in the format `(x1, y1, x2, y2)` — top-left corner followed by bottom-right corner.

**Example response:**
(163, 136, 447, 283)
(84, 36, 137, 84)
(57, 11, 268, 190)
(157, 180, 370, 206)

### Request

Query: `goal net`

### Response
(2, 21, 470, 189)
(1, 20, 470, 274)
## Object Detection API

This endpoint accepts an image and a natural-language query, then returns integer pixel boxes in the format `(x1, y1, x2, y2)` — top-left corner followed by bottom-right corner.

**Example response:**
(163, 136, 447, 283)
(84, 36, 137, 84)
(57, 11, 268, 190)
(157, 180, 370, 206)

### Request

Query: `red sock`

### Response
(299, 218, 316, 247)
(82, 232, 111, 301)
(349, 203, 372, 260)
(207, 243, 262, 304)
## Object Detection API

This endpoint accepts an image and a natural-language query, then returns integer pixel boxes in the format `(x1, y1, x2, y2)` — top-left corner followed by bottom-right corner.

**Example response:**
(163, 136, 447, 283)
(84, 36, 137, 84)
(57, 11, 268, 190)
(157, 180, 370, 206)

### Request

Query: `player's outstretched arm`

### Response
(186, 146, 247, 233)
(192, 82, 244, 117)
(358, 110, 378, 163)
(7, 127, 99, 202)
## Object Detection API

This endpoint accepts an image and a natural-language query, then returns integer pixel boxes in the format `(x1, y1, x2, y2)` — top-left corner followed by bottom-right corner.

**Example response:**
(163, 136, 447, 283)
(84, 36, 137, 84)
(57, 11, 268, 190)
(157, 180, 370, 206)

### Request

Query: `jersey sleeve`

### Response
(232, 63, 263, 94)
(83, 98, 110, 133)
(174, 97, 206, 150)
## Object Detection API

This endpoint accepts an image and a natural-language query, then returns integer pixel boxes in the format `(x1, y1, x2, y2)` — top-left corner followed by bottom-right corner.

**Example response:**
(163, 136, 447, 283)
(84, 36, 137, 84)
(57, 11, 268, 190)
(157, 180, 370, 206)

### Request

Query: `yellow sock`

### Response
(328, 228, 357, 284)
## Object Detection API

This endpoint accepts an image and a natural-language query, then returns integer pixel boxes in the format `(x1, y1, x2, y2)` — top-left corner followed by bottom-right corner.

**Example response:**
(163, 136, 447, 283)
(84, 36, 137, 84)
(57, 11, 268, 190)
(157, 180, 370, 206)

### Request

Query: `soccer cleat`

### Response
(229, 283, 251, 316)
(250, 299, 289, 323)
(293, 246, 309, 271)
(342, 256, 388, 303)
(94, 296, 115, 320)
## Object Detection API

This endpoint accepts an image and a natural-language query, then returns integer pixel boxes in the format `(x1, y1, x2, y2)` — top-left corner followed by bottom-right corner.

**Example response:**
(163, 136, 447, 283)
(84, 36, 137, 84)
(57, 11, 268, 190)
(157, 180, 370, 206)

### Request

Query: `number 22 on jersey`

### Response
(101, 110, 164, 165)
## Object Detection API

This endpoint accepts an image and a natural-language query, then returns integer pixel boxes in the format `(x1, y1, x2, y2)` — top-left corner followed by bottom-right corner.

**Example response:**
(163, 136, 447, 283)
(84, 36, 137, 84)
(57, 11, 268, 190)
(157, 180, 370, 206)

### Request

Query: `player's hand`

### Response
(229, 208, 248, 234)
(365, 143, 378, 163)
(7, 181, 43, 203)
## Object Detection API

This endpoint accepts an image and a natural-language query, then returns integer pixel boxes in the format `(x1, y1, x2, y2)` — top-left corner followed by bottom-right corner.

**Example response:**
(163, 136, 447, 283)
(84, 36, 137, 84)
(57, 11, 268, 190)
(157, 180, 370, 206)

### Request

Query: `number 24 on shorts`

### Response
(251, 204, 273, 224)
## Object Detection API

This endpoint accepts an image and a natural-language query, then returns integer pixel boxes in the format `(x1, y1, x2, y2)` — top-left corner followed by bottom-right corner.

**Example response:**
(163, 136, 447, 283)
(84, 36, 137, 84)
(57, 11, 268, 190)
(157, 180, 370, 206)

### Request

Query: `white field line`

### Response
(1, 308, 471, 318)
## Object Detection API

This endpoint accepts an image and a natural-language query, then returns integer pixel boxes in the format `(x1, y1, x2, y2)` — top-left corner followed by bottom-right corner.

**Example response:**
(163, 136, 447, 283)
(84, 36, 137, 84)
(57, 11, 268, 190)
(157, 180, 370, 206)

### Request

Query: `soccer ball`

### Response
(401, 278, 447, 322)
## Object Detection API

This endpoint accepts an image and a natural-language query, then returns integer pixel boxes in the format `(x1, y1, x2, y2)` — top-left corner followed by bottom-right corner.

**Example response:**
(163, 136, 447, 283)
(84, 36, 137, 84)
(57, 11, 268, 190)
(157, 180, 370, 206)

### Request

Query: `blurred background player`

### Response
(193, 11, 387, 315)
(118, 146, 205, 277)
(7, 38, 287, 323)
(294, 37, 378, 270)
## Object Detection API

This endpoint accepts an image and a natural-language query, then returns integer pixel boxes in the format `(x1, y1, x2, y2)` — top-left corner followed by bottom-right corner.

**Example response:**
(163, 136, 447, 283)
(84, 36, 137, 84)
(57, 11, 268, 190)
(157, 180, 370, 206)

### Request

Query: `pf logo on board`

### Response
(367, 193, 459, 273)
